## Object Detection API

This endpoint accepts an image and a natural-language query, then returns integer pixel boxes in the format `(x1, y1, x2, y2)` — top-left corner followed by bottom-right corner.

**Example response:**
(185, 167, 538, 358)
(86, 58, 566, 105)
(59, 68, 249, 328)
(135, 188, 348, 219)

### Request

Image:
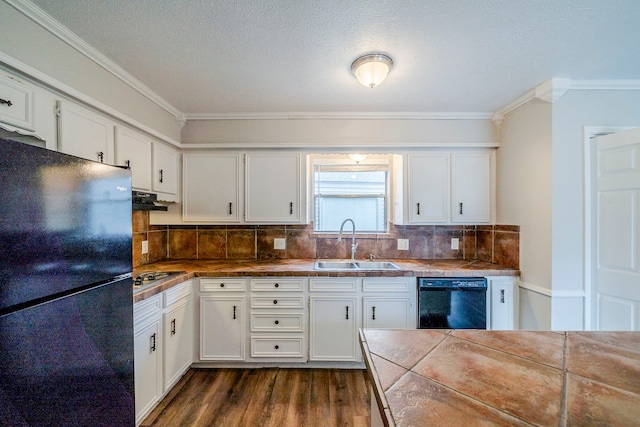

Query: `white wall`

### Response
(550, 89, 640, 330)
(181, 118, 498, 148)
(497, 98, 552, 330)
(0, 1, 180, 142)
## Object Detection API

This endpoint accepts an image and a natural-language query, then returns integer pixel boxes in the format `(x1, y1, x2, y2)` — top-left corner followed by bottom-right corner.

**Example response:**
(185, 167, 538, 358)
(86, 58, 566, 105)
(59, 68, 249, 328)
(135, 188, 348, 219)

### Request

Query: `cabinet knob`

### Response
(273, 299, 278, 305)
(274, 345, 279, 350)
(220, 283, 225, 288)
(274, 283, 279, 288)
(274, 320, 279, 325)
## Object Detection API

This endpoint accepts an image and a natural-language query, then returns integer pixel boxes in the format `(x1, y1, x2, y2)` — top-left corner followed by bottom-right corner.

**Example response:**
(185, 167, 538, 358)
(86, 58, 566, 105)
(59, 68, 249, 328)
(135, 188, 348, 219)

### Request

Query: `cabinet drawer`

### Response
(251, 296, 304, 309)
(164, 280, 192, 307)
(200, 278, 246, 292)
(250, 337, 304, 358)
(134, 294, 162, 325)
(251, 313, 303, 332)
(309, 278, 357, 292)
(250, 278, 304, 292)
(362, 277, 413, 292)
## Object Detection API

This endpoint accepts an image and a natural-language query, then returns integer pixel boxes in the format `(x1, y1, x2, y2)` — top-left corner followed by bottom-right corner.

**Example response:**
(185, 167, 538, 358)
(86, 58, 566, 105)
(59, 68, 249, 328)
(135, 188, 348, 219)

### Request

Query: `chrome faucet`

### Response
(338, 218, 358, 261)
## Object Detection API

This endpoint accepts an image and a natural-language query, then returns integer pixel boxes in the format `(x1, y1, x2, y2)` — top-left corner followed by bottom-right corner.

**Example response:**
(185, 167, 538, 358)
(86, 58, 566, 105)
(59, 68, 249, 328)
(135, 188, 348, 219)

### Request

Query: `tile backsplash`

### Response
(132, 211, 519, 269)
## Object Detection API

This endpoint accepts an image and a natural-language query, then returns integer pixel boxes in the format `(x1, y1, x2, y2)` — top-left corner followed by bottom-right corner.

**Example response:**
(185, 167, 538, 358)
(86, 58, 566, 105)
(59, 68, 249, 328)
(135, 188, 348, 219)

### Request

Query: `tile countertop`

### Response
(359, 329, 640, 426)
(132, 259, 519, 302)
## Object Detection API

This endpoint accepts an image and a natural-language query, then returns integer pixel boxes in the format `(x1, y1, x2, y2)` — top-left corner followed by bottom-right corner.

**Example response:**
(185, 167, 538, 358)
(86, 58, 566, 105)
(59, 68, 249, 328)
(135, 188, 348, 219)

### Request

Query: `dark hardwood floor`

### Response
(141, 368, 371, 427)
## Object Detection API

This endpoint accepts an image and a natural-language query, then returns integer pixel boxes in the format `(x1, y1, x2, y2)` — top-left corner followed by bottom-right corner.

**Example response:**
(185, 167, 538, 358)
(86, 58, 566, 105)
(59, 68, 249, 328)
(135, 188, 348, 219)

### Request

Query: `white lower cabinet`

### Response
(362, 277, 416, 329)
(134, 280, 193, 426)
(487, 276, 518, 330)
(199, 278, 246, 360)
(133, 295, 163, 426)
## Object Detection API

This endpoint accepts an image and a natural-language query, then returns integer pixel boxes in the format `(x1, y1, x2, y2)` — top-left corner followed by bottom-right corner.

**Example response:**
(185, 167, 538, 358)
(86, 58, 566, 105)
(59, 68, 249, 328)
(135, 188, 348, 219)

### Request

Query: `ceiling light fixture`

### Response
(349, 154, 367, 164)
(351, 53, 393, 88)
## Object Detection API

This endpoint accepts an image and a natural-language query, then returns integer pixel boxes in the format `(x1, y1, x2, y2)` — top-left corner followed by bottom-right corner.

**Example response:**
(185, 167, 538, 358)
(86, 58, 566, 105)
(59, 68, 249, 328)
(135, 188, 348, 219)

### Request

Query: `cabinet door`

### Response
(245, 153, 302, 223)
(0, 73, 35, 131)
(115, 126, 152, 191)
(57, 100, 114, 164)
(200, 296, 245, 360)
(163, 300, 192, 390)
(489, 277, 517, 330)
(183, 153, 240, 222)
(451, 151, 491, 223)
(133, 318, 162, 425)
(152, 143, 178, 198)
(407, 153, 449, 223)
(309, 296, 358, 361)
(362, 297, 414, 329)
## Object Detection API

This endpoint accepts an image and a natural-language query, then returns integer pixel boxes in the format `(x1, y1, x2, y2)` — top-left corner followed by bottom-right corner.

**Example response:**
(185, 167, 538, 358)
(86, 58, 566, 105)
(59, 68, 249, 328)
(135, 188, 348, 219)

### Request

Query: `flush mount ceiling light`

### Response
(351, 53, 393, 88)
(348, 154, 367, 163)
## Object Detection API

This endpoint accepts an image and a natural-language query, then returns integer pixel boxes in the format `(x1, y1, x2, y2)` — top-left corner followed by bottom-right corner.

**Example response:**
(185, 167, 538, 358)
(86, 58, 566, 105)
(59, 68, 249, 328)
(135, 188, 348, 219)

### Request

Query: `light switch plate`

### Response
(397, 239, 409, 250)
(274, 238, 286, 250)
(451, 238, 459, 250)
(141, 240, 149, 254)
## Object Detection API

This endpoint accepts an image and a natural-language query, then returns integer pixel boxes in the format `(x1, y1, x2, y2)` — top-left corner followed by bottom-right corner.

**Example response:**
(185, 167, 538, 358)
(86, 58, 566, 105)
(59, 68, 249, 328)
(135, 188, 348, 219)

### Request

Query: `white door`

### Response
(592, 128, 640, 330)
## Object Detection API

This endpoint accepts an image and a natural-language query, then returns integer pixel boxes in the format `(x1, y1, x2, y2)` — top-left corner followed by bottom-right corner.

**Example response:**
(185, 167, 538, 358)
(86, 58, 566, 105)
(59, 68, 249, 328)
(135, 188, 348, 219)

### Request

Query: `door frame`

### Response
(583, 126, 633, 330)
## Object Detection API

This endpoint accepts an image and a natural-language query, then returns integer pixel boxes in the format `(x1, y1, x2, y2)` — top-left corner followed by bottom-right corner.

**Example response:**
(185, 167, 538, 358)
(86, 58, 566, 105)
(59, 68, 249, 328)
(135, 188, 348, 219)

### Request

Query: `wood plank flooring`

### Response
(141, 368, 371, 427)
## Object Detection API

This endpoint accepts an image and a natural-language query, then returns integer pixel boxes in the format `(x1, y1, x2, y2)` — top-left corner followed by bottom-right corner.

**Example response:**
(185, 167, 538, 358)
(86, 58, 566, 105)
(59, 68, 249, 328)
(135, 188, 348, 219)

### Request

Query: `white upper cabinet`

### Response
(57, 100, 114, 164)
(152, 142, 179, 201)
(0, 73, 36, 132)
(406, 152, 449, 223)
(405, 150, 493, 224)
(451, 151, 492, 223)
(245, 153, 305, 223)
(115, 126, 152, 191)
(183, 153, 241, 222)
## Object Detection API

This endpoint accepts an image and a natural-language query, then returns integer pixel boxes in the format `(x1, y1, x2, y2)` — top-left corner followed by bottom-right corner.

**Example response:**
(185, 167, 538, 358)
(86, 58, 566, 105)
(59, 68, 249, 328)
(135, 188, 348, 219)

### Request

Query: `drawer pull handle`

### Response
(274, 345, 279, 350)
(345, 306, 349, 320)
(417, 203, 420, 215)
(220, 283, 225, 287)
(125, 160, 131, 168)
(372, 306, 376, 320)
(150, 333, 156, 352)
(500, 289, 505, 303)
(0, 98, 13, 107)
(233, 305, 236, 319)
(171, 318, 176, 335)
(159, 169, 164, 183)
(229, 202, 233, 215)
(274, 283, 279, 288)
(289, 202, 293, 215)
(273, 299, 278, 305)
(98, 151, 104, 163)
(459, 202, 464, 215)
(274, 320, 279, 325)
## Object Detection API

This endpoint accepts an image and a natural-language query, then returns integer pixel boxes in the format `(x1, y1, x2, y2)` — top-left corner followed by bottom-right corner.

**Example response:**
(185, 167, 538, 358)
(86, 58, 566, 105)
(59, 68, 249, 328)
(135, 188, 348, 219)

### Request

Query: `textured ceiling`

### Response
(26, 0, 640, 115)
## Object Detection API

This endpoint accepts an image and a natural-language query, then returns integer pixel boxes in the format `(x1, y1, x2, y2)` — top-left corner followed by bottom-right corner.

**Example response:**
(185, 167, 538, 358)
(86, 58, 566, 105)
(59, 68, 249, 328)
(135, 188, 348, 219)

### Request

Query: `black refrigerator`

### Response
(0, 139, 135, 426)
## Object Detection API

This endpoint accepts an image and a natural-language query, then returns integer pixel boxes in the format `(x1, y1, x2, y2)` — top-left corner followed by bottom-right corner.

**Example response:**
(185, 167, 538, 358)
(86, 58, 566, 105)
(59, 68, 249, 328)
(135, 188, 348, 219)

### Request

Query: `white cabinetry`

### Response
(199, 278, 246, 361)
(57, 100, 114, 164)
(362, 277, 416, 329)
(249, 278, 306, 361)
(183, 153, 241, 222)
(0, 73, 36, 132)
(133, 294, 163, 425)
(406, 153, 449, 223)
(405, 150, 493, 224)
(487, 276, 518, 330)
(309, 277, 360, 362)
(152, 142, 179, 201)
(115, 126, 152, 191)
(451, 151, 491, 223)
(245, 153, 304, 223)
(162, 280, 193, 390)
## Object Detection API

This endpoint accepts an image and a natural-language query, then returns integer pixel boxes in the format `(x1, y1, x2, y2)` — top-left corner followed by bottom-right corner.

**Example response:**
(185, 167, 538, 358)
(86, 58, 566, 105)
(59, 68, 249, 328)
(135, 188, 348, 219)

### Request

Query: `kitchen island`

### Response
(360, 329, 640, 426)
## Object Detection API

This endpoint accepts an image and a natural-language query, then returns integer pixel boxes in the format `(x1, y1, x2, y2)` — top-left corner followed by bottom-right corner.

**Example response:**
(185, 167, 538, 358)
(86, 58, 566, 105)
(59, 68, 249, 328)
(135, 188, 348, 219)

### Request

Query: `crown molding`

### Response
(5, 0, 182, 119)
(180, 140, 500, 149)
(570, 79, 640, 90)
(184, 111, 494, 121)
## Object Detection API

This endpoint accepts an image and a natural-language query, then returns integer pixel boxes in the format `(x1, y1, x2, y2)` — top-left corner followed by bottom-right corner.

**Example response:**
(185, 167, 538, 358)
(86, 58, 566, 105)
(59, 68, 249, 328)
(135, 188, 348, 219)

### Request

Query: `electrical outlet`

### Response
(141, 240, 149, 254)
(451, 238, 459, 250)
(274, 238, 286, 250)
(397, 239, 409, 250)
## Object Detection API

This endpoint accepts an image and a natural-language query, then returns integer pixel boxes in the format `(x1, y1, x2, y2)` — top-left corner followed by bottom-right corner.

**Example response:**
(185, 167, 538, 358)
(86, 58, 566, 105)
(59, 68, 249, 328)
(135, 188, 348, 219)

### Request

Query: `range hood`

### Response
(132, 191, 168, 211)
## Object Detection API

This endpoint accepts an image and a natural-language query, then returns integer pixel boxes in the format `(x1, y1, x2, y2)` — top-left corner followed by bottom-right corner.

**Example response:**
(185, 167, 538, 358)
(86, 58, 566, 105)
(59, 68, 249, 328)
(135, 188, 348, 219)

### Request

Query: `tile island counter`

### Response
(360, 329, 640, 426)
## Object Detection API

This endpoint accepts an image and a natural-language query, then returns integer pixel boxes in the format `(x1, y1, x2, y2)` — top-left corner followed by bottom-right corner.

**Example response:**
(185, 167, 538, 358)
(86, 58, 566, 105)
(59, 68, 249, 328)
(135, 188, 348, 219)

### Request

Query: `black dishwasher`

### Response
(418, 278, 487, 329)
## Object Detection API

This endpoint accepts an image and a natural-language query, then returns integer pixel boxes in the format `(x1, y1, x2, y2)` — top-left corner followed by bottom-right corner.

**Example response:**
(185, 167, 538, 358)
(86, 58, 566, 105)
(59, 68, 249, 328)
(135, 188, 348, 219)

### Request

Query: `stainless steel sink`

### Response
(314, 260, 400, 270)
(314, 260, 358, 270)
(354, 261, 400, 270)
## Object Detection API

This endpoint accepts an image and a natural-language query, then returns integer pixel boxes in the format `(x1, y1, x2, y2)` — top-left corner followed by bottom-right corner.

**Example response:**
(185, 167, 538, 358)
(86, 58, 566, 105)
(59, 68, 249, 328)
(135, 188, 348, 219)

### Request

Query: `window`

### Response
(313, 157, 389, 233)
